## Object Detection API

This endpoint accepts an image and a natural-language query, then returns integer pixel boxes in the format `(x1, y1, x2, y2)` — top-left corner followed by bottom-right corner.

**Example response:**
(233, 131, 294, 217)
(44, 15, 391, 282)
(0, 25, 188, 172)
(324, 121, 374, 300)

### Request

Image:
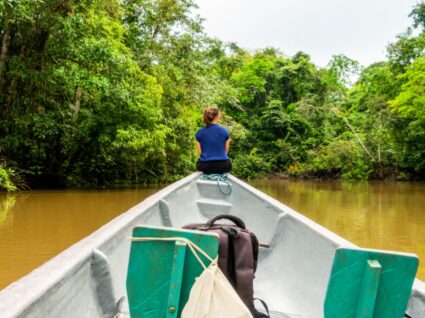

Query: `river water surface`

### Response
(0, 180, 424, 290)
(0, 187, 162, 290)
(248, 180, 425, 281)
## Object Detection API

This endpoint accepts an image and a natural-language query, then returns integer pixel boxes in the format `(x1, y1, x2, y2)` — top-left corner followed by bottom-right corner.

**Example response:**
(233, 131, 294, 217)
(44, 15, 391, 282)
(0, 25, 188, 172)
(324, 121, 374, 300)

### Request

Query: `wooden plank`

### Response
(324, 247, 418, 318)
(126, 226, 219, 318)
(166, 241, 187, 318)
(355, 260, 381, 318)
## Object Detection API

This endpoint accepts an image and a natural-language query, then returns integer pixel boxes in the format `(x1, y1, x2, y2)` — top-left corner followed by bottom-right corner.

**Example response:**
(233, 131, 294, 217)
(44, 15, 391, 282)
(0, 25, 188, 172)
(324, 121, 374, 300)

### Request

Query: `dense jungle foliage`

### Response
(1, 0, 425, 189)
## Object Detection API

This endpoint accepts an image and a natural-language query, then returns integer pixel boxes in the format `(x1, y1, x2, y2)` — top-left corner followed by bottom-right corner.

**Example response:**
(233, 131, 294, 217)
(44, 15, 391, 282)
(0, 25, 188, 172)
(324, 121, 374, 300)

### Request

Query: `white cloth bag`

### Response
(182, 258, 253, 318)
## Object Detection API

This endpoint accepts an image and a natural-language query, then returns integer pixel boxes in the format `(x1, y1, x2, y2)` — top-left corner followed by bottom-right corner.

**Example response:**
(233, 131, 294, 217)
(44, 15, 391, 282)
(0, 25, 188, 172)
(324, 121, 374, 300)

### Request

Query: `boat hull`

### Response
(0, 172, 423, 317)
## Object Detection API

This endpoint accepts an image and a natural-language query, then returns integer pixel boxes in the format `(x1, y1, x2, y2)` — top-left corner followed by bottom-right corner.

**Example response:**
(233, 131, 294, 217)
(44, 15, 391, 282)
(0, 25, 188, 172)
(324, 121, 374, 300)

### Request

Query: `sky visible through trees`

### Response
(195, 0, 419, 67)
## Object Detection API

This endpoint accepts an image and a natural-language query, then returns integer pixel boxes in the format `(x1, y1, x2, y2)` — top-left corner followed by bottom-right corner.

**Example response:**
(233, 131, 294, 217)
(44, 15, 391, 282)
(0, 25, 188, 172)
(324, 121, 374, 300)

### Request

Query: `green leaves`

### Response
(231, 54, 275, 104)
(389, 55, 425, 173)
(409, 1, 425, 30)
(0, 167, 17, 191)
(2, 0, 425, 187)
(390, 55, 425, 119)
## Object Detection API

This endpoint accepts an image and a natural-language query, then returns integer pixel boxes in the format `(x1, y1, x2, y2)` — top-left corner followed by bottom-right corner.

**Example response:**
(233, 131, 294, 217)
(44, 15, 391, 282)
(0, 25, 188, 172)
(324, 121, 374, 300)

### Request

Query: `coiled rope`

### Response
(200, 173, 232, 195)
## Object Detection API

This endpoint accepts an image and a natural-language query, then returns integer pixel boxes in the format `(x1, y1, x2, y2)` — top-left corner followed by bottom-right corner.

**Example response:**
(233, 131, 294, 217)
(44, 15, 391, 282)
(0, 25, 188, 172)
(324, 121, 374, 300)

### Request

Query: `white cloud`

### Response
(195, 0, 418, 66)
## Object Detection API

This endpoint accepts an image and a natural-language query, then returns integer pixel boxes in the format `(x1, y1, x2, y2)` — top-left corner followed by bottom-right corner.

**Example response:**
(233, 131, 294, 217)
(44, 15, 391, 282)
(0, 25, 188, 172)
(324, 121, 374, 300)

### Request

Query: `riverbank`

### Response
(3, 166, 424, 193)
(263, 169, 421, 181)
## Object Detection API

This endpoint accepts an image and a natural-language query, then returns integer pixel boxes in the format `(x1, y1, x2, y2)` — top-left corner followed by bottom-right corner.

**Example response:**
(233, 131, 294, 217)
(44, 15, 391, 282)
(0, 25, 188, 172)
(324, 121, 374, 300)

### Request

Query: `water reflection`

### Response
(0, 194, 16, 226)
(248, 179, 425, 280)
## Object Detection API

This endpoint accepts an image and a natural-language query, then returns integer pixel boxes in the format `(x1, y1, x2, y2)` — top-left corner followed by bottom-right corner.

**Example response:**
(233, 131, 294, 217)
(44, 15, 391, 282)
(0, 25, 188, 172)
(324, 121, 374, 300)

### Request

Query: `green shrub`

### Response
(0, 167, 17, 192)
(306, 139, 374, 180)
(232, 149, 272, 179)
(287, 162, 309, 177)
(396, 171, 411, 181)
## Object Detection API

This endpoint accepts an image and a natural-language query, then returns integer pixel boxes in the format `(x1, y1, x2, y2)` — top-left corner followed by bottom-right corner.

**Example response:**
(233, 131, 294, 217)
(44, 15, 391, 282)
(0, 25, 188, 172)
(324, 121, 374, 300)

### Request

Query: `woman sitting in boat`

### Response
(195, 106, 232, 174)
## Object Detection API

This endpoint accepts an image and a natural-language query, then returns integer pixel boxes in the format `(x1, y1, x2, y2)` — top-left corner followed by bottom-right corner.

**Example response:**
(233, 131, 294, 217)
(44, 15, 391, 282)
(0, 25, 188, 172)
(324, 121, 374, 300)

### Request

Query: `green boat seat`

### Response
(126, 225, 219, 318)
(325, 247, 418, 318)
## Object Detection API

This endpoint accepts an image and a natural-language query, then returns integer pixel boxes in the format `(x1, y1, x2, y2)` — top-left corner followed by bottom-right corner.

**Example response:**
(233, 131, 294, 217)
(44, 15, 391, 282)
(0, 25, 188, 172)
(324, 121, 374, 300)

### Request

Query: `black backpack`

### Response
(184, 214, 270, 318)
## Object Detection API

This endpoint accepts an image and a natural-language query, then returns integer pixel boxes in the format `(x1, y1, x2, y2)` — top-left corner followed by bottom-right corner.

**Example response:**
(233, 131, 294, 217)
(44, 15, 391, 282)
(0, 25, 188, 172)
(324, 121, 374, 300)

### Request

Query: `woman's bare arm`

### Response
(225, 138, 230, 154)
(196, 141, 202, 156)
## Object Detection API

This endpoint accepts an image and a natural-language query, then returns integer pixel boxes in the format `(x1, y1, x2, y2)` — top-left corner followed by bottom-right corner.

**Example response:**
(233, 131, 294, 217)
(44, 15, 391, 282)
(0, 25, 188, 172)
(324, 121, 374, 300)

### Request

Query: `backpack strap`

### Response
(233, 230, 255, 309)
(216, 228, 230, 276)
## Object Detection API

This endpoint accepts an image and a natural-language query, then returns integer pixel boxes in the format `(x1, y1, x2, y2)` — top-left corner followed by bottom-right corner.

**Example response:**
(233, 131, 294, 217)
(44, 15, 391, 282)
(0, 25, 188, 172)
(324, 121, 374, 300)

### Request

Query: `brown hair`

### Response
(202, 107, 220, 125)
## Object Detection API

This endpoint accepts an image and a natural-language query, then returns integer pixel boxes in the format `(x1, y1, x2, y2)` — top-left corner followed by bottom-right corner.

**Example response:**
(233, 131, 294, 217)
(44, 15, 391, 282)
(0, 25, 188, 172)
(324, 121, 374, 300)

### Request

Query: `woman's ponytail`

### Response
(203, 107, 220, 125)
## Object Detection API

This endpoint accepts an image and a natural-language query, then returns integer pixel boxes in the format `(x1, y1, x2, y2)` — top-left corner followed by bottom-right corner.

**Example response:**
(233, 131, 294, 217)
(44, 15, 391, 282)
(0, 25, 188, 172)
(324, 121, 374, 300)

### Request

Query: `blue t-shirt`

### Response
(195, 124, 230, 161)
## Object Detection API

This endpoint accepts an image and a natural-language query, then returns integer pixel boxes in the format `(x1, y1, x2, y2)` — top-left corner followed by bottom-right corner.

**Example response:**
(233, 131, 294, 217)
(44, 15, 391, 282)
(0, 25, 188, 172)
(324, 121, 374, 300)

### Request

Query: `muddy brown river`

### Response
(0, 180, 424, 290)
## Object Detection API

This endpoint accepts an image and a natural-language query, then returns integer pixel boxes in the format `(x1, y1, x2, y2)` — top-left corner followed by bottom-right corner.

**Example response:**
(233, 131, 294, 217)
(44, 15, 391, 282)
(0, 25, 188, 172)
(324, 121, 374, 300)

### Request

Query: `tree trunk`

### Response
(0, 26, 11, 90)
(377, 144, 384, 179)
(377, 112, 383, 178)
(72, 87, 82, 117)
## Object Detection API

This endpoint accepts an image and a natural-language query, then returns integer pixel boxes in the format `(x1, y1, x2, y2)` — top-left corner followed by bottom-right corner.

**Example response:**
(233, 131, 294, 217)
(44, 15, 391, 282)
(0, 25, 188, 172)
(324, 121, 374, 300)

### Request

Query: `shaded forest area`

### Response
(1, 0, 425, 190)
